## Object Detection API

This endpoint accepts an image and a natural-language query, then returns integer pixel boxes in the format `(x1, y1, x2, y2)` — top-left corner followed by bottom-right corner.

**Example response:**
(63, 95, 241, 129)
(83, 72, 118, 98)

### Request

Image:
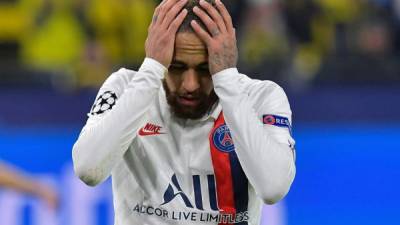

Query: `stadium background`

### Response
(0, 0, 399, 225)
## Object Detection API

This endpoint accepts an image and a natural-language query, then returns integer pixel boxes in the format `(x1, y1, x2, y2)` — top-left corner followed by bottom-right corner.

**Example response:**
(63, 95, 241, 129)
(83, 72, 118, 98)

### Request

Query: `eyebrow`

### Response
(170, 60, 186, 66)
(170, 60, 208, 68)
(196, 62, 209, 69)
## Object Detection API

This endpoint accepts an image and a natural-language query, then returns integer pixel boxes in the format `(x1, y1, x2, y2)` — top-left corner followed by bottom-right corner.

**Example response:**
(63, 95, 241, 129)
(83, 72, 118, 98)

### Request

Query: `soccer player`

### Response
(72, 0, 296, 224)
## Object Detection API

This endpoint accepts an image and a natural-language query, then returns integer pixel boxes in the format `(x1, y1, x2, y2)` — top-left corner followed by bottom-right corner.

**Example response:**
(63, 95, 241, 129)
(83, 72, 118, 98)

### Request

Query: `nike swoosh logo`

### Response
(138, 128, 165, 136)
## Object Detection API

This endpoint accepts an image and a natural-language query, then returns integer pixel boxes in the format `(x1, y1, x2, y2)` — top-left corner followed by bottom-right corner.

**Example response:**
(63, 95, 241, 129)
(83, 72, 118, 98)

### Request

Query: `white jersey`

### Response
(72, 58, 296, 225)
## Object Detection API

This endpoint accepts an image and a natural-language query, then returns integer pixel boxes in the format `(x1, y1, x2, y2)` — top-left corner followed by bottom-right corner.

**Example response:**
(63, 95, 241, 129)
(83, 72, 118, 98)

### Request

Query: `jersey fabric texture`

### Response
(72, 58, 296, 225)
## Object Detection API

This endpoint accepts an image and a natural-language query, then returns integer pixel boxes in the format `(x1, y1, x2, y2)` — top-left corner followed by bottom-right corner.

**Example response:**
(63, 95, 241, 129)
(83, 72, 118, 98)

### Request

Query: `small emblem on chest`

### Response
(138, 123, 165, 136)
(212, 124, 235, 153)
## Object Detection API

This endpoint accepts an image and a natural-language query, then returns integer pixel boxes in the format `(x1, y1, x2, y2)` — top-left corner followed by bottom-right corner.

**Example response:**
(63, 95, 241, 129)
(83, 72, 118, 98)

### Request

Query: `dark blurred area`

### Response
(0, 0, 399, 126)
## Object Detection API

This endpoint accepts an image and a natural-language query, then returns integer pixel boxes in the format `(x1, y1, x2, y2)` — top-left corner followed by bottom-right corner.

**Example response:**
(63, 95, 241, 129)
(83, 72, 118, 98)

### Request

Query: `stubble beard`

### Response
(162, 79, 218, 120)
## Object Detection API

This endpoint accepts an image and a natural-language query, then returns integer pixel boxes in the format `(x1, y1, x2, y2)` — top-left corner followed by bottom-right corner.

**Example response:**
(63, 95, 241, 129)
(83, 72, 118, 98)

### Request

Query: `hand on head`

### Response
(191, 0, 238, 74)
(145, 0, 189, 67)
(146, 0, 238, 74)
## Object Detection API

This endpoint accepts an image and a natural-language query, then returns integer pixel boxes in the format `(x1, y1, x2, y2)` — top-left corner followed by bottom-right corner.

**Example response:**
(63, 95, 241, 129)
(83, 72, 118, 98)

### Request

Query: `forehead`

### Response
(174, 32, 207, 64)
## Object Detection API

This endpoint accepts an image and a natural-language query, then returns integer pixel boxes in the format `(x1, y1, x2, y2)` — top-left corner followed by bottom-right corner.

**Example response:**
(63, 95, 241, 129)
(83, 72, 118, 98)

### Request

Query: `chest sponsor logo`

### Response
(212, 124, 235, 153)
(132, 174, 249, 223)
(138, 123, 165, 136)
(161, 174, 218, 211)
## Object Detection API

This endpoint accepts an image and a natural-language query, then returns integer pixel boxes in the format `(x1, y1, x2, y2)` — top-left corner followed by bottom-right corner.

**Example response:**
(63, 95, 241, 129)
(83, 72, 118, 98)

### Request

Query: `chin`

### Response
(162, 80, 218, 120)
(172, 105, 207, 120)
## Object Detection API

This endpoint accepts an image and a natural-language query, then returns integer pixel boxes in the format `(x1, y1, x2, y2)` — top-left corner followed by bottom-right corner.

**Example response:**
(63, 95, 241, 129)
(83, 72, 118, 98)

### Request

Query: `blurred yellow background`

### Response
(0, 0, 399, 89)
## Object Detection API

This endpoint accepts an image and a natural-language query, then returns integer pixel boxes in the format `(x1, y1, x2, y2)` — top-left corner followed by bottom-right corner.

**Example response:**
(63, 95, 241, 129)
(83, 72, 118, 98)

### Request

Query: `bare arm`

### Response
(0, 162, 58, 208)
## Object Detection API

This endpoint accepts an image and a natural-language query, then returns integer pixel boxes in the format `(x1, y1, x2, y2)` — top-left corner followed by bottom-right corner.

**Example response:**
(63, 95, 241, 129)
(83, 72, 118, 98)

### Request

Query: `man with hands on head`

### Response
(73, 0, 296, 224)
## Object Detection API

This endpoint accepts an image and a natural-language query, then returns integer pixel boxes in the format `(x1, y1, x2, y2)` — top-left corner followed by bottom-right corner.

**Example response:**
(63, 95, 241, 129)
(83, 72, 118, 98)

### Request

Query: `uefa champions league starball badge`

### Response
(90, 91, 117, 115)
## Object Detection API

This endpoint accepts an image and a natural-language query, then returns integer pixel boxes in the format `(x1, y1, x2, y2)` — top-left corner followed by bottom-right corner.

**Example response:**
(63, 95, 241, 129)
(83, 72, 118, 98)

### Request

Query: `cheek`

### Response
(166, 74, 182, 92)
(201, 77, 214, 94)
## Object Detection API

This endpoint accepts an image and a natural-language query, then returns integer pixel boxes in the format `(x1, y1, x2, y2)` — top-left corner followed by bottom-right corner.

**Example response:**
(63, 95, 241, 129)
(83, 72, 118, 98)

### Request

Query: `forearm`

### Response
(212, 69, 296, 204)
(0, 163, 41, 195)
(72, 58, 166, 186)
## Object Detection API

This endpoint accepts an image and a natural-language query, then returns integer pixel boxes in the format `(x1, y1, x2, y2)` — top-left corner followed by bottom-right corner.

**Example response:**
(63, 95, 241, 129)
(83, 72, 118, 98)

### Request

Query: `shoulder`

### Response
(100, 68, 137, 96)
(88, 68, 136, 116)
(245, 77, 295, 145)
(245, 77, 291, 112)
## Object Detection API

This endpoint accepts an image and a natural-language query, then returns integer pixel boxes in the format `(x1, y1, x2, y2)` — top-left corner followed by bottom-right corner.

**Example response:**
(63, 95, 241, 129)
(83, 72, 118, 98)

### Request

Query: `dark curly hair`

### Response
(178, 0, 216, 33)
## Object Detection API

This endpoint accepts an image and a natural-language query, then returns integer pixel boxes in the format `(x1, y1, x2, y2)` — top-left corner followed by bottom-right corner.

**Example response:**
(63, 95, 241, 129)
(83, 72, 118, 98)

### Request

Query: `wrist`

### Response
(143, 57, 168, 70)
(212, 67, 239, 77)
(212, 67, 243, 95)
(139, 58, 168, 79)
(145, 55, 169, 68)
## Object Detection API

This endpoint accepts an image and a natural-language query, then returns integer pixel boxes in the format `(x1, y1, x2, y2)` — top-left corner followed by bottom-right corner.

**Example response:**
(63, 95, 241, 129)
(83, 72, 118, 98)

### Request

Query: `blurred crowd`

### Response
(0, 0, 400, 90)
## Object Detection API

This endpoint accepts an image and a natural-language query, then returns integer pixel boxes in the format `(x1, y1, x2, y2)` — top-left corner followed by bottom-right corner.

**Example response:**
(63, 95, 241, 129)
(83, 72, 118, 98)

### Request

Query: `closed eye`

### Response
(169, 61, 187, 71)
(196, 63, 209, 73)
(169, 64, 186, 70)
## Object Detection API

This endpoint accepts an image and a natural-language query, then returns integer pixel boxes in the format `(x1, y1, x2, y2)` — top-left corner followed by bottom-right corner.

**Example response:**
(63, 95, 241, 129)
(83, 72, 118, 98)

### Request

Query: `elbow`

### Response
(259, 185, 290, 205)
(259, 168, 296, 205)
(72, 144, 103, 187)
(79, 174, 102, 187)
(73, 163, 103, 187)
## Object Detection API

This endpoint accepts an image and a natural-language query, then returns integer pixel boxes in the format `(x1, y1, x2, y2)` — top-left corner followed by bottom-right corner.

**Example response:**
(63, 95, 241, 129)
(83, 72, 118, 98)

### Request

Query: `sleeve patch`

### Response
(90, 91, 117, 115)
(263, 114, 292, 134)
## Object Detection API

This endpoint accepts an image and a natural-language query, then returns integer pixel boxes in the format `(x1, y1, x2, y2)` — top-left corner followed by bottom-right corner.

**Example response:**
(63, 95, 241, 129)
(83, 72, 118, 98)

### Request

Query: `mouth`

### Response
(177, 96, 200, 107)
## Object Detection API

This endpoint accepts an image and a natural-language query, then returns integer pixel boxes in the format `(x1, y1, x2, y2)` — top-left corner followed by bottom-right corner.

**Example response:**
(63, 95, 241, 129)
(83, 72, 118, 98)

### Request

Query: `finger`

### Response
(158, 0, 168, 7)
(199, 0, 226, 33)
(152, 0, 167, 24)
(193, 6, 220, 37)
(215, 0, 234, 33)
(156, 0, 180, 26)
(168, 9, 188, 33)
(191, 20, 212, 44)
(162, 0, 188, 28)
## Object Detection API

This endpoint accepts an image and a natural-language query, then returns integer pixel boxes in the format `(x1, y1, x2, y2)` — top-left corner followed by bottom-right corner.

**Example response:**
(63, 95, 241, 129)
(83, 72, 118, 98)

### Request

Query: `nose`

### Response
(181, 69, 200, 93)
